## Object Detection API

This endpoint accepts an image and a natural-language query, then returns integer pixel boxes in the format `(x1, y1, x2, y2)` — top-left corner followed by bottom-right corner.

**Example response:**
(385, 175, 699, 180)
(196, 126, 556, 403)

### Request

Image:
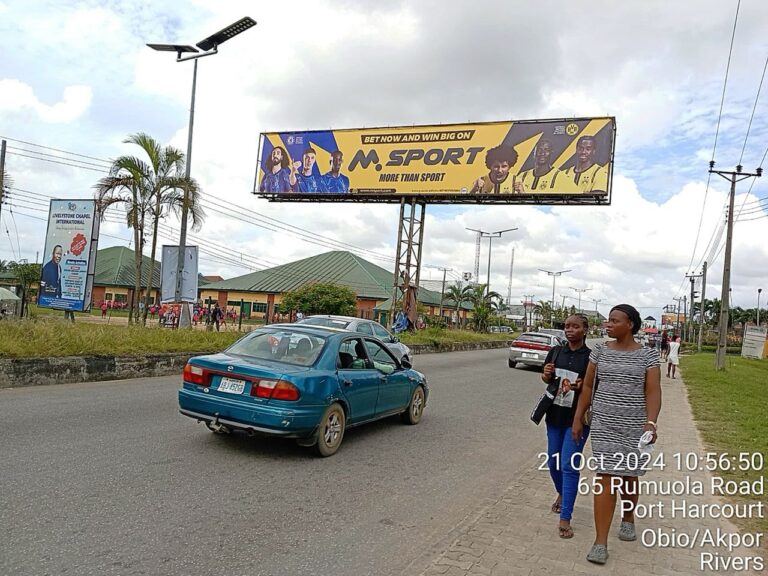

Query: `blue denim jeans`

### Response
(546, 423, 590, 521)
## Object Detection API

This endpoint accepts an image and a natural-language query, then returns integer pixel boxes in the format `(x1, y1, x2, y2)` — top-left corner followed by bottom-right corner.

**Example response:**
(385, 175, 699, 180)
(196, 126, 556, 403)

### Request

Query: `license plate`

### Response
(218, 377, 246, 394)
(522, 352, 538, 359)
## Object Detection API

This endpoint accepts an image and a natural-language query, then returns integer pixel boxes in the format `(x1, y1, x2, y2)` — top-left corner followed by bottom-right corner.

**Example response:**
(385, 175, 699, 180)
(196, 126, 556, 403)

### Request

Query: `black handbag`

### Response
(530, 346, 562, 425)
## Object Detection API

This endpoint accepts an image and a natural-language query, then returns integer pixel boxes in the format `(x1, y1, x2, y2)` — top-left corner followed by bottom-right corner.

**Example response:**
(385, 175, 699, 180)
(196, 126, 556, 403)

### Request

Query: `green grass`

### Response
(399, 327, 516, 346)
(681, 353, 768, 533)
(0, 317, 243, 358)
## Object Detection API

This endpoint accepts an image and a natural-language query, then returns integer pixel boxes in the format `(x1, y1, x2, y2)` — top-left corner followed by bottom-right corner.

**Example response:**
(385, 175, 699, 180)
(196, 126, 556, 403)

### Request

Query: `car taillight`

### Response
(250, 379, 300, 401)
(183, 363, 207, 386)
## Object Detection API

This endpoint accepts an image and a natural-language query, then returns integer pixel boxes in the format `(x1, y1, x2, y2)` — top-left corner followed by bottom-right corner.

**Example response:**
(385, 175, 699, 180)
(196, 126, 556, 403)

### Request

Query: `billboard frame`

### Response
(253, 116, 616, 206)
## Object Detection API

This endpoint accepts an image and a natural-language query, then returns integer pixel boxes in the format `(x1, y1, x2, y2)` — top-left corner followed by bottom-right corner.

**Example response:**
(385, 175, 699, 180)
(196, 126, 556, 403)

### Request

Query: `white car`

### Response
(508, 332, 565, 369)
(297, 315, 412, 362)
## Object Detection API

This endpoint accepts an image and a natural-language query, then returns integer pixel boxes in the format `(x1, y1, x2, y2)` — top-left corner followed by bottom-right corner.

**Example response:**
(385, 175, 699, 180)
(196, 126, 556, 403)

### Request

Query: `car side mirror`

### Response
(400, 358, 412, 369)
(391, 335, 400, 343)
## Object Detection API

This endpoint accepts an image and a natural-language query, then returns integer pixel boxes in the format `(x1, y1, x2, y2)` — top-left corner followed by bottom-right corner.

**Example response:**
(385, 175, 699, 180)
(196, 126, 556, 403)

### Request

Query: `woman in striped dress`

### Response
(572, 304, 662, 565)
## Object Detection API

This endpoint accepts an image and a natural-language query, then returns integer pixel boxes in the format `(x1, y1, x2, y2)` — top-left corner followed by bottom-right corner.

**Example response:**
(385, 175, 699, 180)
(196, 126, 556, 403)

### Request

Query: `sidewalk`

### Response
(410, 367, 766, 576)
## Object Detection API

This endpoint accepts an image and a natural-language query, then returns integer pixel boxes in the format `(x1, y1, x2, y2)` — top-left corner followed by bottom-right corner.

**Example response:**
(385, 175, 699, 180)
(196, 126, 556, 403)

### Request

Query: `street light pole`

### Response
(539, 268, 571, 326)
(148, 16, 256, 328)
(758, 288, 762, 327)
(466, 227, 517, 295)
(571, 286, 591, 312)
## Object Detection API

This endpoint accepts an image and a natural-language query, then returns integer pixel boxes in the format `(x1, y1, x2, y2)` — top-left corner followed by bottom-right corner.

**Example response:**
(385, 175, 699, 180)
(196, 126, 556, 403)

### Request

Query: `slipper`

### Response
(559, 525, 574, 539)
(587, 544, 609, 564)
(551, 500, 562, 514)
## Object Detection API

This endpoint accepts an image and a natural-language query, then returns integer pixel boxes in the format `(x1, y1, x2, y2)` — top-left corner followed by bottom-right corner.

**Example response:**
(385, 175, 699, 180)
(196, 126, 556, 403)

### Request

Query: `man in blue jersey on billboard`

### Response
(293, 147, 323, 193)
(260, 146, 295, 193)
(322, 150, 349, 193)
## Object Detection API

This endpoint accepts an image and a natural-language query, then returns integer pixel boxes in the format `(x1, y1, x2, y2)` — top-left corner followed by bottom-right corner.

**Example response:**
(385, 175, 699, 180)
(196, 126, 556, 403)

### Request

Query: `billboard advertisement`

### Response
(160, 245, 199, 304)
(38, 199, 99, 312)
(254, 117, 615, 204)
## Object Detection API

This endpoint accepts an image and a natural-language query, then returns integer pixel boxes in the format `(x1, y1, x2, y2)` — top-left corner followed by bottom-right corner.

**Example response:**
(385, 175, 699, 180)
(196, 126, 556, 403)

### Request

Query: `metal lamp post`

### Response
(539, 268, 571, 326)
(758, 288, 762, 327)
(148, 16, 256, 328)
(466, 227, 517, 295)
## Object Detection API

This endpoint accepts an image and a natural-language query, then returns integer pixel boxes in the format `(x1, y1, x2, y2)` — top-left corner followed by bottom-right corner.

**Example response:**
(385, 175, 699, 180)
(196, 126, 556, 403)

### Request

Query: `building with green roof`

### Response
(200, 250, 470, 324)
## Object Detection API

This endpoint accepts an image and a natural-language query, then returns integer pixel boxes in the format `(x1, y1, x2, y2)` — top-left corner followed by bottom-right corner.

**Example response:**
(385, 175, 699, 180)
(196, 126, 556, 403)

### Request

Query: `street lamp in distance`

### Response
(466, 227, 517, 295)
(148, 17, 257, 328)
(538, 268, 572, 327)
(758, 288, 763, 327)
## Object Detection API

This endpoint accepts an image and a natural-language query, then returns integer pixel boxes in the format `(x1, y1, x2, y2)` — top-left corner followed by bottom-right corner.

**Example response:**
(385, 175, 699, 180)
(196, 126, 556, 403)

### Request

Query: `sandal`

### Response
(551, 500, 562, 514)
(558, 525, 574, 539)
(618, 521, 636, 541)
(586, 544, 609, 564)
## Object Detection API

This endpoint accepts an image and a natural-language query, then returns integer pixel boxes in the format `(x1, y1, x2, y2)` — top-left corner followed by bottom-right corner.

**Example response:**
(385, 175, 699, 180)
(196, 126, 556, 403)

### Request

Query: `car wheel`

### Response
(315, 403, 345, 457)
(401, 385, 425, 425)
(508, 358, 515, 368)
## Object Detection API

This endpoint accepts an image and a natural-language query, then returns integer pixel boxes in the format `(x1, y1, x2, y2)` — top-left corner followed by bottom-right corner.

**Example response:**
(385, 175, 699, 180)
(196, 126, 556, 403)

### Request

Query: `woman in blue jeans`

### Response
(541, 314, 591, 538)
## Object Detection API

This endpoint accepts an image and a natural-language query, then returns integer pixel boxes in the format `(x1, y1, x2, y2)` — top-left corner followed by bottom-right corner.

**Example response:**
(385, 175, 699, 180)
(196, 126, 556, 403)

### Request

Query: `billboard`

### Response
(38, 199, 99, 312)
(160, 245, 199, 304)
(254, 117, 615, 204)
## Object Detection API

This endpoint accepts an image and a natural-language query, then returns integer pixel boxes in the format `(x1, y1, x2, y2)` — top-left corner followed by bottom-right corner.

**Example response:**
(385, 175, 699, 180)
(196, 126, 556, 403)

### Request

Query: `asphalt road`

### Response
(0, 347, 552, 576)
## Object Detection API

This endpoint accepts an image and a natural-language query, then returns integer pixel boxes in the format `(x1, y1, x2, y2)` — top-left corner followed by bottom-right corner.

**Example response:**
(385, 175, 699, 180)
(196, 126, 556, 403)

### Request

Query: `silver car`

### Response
(297, 315, 412, 362)
(508, 332, 565, 369)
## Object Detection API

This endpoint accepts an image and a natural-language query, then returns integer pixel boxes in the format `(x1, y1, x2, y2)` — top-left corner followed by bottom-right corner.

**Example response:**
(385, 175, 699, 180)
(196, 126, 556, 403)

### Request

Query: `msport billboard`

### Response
(38, 199, 100, 311)
(254, 117, 615, 205)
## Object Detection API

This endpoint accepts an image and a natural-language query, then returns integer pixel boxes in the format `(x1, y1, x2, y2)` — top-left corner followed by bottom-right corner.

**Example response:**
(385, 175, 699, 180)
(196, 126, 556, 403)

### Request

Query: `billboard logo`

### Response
(287, 136, 294, 145)
(68, 202, 77, 211)
(566, 123, 579, 136)
(349, 149, 381, 172)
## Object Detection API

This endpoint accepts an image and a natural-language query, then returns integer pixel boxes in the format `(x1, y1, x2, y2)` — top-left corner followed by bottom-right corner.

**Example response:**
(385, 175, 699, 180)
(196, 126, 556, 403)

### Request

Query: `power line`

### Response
(738, 54, 768, 165)
(4, 151, 108, 173)
(0, 135, 115, 164)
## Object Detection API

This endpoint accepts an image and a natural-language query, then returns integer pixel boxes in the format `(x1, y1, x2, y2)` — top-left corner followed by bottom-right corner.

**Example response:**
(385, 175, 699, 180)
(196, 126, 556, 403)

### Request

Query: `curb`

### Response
(0, 341, 513, 388)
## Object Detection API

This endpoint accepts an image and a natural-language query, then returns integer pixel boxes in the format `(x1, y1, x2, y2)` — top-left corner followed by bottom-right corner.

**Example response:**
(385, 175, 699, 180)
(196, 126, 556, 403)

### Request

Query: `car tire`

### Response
(508, 359, 516, 368)
(401, 385, 425, 425)
(315, 403, 345, 457)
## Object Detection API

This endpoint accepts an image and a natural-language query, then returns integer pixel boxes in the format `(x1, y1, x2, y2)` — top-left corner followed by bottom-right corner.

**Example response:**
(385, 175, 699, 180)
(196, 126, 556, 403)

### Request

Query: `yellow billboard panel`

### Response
(254, 117, 615, 204)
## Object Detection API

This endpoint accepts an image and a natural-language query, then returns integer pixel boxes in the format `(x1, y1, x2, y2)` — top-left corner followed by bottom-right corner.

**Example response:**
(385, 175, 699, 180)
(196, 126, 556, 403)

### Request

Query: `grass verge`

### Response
(681, 353, 768, 534)
(0, 318, 242, 358)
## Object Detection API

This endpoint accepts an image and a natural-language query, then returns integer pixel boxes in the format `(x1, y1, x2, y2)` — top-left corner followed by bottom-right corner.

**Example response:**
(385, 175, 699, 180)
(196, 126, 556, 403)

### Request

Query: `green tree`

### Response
(534, 300, 553, 328)
(280, 282, 357, 316)
(464, 284, 502, 332)
(96, 133, 205, 325)
(8, 261, 41, 318)
(444, 282, 471, 326)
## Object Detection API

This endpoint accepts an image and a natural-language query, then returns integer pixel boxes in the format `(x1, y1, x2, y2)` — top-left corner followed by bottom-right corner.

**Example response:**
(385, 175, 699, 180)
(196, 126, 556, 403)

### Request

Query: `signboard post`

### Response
(38, 199, 99, 312)
(161, 245, 199, 304)
(741, 326, 767, 360)
(254, 117, 615, 205)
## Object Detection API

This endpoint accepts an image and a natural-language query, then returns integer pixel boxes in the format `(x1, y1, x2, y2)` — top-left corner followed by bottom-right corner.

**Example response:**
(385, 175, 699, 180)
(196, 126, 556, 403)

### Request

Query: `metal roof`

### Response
(93, 246, 161, 289)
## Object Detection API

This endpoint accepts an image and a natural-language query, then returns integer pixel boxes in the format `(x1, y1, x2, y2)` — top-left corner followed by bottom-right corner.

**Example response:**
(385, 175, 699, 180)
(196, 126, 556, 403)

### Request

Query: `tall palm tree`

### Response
(95, 158, 152, 323)
(444, 282, 472, 327)
(464, 285, 502, 332)
(97, 133, 204, 325)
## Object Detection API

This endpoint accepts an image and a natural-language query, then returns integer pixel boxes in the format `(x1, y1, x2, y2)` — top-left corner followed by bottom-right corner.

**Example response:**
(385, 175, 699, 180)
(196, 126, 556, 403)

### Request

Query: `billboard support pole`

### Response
(391, 199, 425, 330)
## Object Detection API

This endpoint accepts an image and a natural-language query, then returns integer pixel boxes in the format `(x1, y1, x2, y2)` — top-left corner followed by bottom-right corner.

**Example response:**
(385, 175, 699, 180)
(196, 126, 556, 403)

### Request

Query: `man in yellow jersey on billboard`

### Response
(469, 145, 519, 194)
(514, 139, 561, 193)
(560, 135, 608, 193)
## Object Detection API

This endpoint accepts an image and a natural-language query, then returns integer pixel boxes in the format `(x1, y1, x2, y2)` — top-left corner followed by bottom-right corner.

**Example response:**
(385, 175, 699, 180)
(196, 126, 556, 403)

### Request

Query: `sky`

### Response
(1, 0, 767, 320)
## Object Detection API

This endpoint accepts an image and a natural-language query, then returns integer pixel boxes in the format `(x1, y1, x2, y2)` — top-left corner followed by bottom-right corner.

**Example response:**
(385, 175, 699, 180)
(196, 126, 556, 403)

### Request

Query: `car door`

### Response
(364, 338, 411, 415)
(336, 337, 380, 424)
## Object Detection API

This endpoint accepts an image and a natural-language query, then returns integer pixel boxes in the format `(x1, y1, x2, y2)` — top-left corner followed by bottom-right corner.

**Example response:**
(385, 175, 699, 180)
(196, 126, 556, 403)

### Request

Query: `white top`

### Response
(667, 341, 680, 364)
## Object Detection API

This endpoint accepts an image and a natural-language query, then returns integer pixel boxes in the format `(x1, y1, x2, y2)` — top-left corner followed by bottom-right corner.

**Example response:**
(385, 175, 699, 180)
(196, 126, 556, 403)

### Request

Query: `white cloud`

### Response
(0, 80, 92, 123)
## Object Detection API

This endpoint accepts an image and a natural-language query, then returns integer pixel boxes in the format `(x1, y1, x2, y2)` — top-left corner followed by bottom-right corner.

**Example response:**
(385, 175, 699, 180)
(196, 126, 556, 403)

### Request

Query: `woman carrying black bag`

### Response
(540, 314, 591, 539)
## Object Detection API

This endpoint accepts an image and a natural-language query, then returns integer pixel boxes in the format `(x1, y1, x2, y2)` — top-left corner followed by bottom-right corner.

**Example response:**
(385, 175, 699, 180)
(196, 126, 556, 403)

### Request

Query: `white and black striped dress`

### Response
(589, 343, 659, 476)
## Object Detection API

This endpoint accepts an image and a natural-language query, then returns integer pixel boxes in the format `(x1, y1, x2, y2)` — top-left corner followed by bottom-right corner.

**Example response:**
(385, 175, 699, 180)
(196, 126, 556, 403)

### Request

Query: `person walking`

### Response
(540, 314, 592, 539)
(660, 331, 669, 361)
(572, 304, 662, 565)
(666, 336, 681, 379)
(213, 304, 223, 332)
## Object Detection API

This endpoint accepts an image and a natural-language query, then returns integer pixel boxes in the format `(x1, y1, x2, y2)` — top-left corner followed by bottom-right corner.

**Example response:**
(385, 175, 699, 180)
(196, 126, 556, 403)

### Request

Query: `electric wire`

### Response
(738, 54, 768, 165)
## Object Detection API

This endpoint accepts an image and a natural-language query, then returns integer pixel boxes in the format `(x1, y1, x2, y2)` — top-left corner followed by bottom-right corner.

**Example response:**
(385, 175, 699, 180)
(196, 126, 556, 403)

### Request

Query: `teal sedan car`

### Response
(178, 324, 428, 456)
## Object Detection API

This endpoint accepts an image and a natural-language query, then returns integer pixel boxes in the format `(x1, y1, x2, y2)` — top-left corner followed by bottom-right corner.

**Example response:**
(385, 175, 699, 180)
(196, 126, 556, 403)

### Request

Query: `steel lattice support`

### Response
(390, 199, 426, 328)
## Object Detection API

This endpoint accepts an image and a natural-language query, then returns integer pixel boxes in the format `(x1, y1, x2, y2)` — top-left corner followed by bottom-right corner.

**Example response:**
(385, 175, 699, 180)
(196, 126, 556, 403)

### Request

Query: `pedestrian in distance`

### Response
(660, 331, 669, 361)
(213, 304, 223, 332)
(666, 336, 681, 379)
(540, 314, 592, 539)
(100, 301, 108, 319)
(572, 304, 662, 566)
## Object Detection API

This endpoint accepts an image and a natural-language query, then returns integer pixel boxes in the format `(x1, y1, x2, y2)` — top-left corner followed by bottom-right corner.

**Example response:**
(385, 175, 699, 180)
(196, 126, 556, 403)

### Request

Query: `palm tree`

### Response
(444, 282, 472, 327)
(534, 301, 553, 328)
(95, 157, 152, 323)
(97, 133, 204, 325)
(464, 284, 503, 332)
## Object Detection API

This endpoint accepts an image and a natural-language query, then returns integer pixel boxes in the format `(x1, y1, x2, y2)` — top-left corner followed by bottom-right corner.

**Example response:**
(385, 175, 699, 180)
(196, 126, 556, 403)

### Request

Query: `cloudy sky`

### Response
(1, 0, 767, 319)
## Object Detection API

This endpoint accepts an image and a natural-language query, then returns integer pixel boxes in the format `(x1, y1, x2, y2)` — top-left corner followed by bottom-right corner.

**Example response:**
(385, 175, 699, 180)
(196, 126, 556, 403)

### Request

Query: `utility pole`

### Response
(438, 267, 452, 322)
(673, 296, 684, 337)
(523, 294, 535, 330)
(572, 286, 591, 312)
(539, 268, 572, 327)
(686, 270, 703, 342)
(709, 162, 762, 370)
(591, 298, 603, 335)
(0, 139, 6, 222)
(506, 247, 515, 306)
(697, 261, 707, 352)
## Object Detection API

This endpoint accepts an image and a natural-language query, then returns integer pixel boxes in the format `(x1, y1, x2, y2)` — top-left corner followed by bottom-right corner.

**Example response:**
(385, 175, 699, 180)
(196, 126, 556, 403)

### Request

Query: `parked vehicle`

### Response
(508, 332, 565, 369)
(536, 328, 567, 341)
(297, 315, 411, 362)
(178, 325, 428, 457)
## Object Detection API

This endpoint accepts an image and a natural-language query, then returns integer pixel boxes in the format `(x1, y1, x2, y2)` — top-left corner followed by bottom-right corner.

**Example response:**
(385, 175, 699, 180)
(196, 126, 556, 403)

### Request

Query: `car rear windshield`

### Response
(516, 334, 553, 345)
(299, 317, 351, 329)
(227, 330, 327, 367)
